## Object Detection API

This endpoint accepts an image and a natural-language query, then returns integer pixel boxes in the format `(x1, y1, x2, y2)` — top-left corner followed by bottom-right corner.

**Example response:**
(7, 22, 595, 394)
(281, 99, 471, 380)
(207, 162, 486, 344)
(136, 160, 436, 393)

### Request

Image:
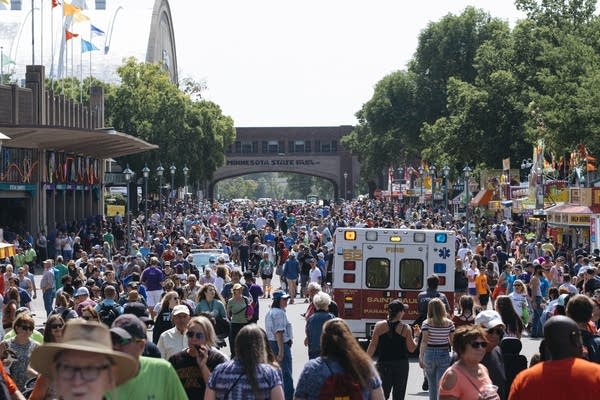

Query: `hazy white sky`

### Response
(169, 0, 525, 127)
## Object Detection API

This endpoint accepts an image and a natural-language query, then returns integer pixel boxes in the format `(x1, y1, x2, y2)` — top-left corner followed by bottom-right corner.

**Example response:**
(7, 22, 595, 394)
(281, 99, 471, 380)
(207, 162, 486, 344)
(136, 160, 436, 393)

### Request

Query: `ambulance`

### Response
(331, 227, 455, 346)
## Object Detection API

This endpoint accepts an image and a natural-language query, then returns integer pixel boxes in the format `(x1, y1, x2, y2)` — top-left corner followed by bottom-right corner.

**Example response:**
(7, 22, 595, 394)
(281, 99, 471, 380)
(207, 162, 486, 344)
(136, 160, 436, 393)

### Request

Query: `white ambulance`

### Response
(332, 227, 455, 346)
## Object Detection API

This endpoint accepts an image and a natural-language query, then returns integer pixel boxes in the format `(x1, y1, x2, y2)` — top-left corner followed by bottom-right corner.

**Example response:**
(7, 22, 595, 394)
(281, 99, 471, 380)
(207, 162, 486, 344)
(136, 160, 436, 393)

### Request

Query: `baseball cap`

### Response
(475, 310, 505, 329)
(272, 290, 290, 301)
(75, 287, 89, 297)
(172, 304, 190, 316)
(110, 314, 146, 339)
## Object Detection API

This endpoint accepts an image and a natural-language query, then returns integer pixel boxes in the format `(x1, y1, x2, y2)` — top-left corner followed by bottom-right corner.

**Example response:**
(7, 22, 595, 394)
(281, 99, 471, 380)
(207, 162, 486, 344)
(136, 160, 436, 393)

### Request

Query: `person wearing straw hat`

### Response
(29, 319, 137, 400)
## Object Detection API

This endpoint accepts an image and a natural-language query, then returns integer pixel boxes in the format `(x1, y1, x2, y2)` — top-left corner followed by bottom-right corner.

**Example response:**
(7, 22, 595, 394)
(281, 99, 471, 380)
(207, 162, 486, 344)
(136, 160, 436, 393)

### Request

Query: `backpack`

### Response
(244, 297, 255, 321)
(98, 303, 120, 327)
(318, 360, 363, 400)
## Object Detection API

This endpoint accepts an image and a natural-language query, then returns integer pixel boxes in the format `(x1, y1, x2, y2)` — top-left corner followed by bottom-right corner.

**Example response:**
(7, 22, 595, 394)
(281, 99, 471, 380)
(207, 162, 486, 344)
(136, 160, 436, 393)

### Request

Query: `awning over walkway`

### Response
(0, 125, 158, 158)
(470, 189, 493, 207)
(546, 203, 595, 226)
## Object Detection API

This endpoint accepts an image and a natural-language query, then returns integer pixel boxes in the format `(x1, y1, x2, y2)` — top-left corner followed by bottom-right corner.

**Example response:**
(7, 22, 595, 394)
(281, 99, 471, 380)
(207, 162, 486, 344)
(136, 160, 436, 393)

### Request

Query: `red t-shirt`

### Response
(509, 357, 600, 400)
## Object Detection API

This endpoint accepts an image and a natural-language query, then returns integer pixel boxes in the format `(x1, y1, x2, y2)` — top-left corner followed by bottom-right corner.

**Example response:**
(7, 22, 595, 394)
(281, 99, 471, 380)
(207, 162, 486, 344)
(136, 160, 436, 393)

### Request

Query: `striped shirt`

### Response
(422, 320, 455, 346)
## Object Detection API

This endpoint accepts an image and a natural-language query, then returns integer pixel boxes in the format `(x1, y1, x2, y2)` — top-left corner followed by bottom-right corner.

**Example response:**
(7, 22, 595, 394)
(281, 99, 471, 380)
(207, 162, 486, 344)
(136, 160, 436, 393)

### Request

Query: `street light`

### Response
(123, 164, 134, 253)
(156, 164, 164, 215)
(142, 164, 150, 241)
(183, 165, 190, 200)
(343, 171, 348, 201)
(430, 165, 437, 208)
(442, 165, 450, 215)
(463, 165, 472, 243)
(170, 164, 177, 204)
(418, 166, 424, 204)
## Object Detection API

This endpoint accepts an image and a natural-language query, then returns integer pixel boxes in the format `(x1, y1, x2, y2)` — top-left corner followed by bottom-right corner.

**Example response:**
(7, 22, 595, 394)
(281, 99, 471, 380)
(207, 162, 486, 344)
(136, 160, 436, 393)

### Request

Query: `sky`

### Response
(169, 0, 526, 127)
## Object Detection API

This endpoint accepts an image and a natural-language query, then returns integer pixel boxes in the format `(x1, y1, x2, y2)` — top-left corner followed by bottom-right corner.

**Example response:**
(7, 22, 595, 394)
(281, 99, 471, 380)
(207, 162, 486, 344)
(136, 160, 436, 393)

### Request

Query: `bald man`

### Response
(509, 316, 600, 399)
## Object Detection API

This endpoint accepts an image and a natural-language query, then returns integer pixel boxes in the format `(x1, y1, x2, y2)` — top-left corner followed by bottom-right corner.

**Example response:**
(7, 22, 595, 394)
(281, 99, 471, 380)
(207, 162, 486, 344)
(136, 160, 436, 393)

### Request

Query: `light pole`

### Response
(156, 164, 164, 215)
(430, 165, 436, 208)
(170, 164, 177, 204)
(418, 166, 424, 204)
(123, 164, 134, 253)
(183, 165, 190, 200)
(343, 171, 348, 201)
(463, 165, 472, 242)
(442, 165, 450, 215)
(142, 164, 150, 241)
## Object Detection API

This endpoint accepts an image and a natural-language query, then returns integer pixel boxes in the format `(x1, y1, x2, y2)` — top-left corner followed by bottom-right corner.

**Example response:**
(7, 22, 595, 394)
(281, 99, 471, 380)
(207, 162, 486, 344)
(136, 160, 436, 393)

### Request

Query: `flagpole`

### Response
(1, 46, 4, 85)
(40, 0, 44, 68)
(50, 1, 54, 82)
(31, 0, 35, 64)
(80, 44, 82, 103)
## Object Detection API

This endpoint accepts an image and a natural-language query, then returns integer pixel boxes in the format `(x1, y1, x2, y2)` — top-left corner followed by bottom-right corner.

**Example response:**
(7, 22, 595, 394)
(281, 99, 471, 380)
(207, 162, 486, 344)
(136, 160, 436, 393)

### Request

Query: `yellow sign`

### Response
(569, 214, 590, 225)
(106, 205, 125, 217)
(342, 249, 363, 260)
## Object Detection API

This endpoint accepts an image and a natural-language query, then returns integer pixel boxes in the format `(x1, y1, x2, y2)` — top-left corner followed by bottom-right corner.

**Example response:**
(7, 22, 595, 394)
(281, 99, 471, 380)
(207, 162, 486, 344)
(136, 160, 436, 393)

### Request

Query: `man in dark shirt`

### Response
(415, 274, 450, 326)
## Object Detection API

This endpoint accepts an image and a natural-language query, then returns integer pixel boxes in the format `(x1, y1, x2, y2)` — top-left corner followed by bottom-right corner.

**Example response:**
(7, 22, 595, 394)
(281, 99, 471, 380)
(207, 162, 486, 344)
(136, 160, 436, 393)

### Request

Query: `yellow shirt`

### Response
(475, 273, 488, 295)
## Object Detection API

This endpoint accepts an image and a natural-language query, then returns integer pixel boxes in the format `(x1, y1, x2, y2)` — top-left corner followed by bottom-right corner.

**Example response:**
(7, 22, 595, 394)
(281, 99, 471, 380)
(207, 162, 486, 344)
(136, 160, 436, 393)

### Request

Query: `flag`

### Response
(0, 0, 9, 5)
(65, 30, 79, 40)
(51, 0, 60, 7)
(72, 12, 90, 23)
(90, 25, 105, 36)
(1, 54, 15, 65)
(63, 3, 80, 16)
(81, 39, 98, 53)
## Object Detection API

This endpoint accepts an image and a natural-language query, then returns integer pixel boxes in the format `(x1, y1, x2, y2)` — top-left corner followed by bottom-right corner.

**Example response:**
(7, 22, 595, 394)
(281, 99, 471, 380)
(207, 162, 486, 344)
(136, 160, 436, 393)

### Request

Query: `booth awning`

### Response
(546, 203, 595, 226)
(470, 189, 493, 207)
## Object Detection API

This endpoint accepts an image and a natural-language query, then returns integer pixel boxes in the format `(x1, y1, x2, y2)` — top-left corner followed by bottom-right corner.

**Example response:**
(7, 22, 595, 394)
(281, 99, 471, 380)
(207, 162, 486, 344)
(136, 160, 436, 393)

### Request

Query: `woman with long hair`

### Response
(2, 287, 19, 330)
(2, 313, 38, 391)
(419, 298, 455, 400)
(80, 305, 100, 322)
(367, 300, 417, 400)
(168, 316, 228, 399)
(296, 318, 385, 400)
(226, 283, 251, 357)
(206, 324, 283, 400)
(195, 283, 227, 319)
(495, 295, 524, 338)
(452, 295, 475, 328)
(152, 291, 180, 344)
(29, 315, 66, 400)
(439, 325, 499, 400)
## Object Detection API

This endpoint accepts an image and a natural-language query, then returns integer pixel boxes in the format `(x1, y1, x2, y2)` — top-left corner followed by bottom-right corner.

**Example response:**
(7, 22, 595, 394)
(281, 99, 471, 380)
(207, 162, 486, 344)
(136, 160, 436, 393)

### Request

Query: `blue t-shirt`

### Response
(208, 359, 282, 399)
(295, 357, 382, 400)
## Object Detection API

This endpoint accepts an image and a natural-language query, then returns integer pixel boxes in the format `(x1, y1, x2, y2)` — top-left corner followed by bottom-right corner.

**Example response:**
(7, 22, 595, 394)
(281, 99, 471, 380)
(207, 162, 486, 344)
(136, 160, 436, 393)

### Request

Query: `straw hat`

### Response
(30, 320, 138, 385)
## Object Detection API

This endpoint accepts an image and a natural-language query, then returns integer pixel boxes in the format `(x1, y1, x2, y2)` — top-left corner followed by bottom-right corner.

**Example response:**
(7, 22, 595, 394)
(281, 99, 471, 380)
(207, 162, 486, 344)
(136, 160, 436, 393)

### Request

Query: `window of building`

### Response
(95, 0, 106, 10)
(267, 140, 279, 153)
(332, 140, 337, 153)
(399, 259, 424, 290)
(366, 258, 390, 288)
(241, 141, 253, 154)
(234, 141, 242, 153)
(10, 0, 22, 10)
(294, 140, 305, 153)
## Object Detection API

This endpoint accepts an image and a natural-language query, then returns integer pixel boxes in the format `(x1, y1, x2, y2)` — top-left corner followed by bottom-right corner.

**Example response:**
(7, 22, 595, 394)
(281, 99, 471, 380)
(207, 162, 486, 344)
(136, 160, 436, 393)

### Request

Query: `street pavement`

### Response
(28, 273, 541, 399)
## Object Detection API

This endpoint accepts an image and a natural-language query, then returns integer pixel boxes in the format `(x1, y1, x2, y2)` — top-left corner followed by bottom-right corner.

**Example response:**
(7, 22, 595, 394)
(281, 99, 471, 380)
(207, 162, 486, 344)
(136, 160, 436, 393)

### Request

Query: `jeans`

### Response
(43, 289, 55, 317)
(377, 359, 409, 400)
(423, 347, 451, 400)
(531, 296, 543, 337)
(269, 340, 293, 400)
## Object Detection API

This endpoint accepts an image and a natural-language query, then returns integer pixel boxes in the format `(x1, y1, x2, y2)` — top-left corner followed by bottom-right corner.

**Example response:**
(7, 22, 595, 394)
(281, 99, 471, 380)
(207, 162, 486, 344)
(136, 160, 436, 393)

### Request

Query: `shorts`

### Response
(468, 287, 476, 296)
(261, 274, 273, 280)
(146, 290, 163, 307)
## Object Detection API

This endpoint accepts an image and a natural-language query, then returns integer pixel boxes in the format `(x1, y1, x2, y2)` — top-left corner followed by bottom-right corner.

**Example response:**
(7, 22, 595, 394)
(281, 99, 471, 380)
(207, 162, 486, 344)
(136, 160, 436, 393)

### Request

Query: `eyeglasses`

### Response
(487, 328, 504, 336)
(469, 341, 489, 349)
(17, 325, 34, 331)
(56, 363, 111, 382)
(186, 331, 206, 340)
(50, 324, 65, 330)
(514, 284, 524, 288)
(172, 297, 180, 301)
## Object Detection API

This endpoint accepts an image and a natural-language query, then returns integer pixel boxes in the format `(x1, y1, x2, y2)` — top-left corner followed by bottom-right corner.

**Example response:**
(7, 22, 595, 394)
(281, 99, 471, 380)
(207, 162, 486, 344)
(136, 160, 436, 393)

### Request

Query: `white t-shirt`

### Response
(309, 267, 322, 283)
(509, 291, 528, 318)
(467, 267, 479, 289)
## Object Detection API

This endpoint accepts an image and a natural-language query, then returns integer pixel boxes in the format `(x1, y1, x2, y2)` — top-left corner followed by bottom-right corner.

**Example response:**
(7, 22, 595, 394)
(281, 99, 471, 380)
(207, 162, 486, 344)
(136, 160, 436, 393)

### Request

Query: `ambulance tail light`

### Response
(344, 261, 356, 270)
(343, 274, 356, 283)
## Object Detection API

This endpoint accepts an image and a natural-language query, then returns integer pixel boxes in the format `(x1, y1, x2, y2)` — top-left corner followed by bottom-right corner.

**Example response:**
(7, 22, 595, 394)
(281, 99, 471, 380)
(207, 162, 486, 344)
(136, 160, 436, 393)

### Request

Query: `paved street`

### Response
(27, 273, 540, 399)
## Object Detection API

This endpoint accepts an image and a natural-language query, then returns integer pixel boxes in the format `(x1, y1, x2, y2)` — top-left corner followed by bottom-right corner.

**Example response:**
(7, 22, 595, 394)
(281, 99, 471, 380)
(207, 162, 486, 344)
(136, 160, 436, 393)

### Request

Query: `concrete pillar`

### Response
(25, 65, 46, 125)
(89, 86, 104, 128)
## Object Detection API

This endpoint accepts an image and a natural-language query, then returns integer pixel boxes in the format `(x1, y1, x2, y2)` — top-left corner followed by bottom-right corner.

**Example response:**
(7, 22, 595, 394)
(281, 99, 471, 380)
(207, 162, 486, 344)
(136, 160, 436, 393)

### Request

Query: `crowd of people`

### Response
(0, 198, 599, 399)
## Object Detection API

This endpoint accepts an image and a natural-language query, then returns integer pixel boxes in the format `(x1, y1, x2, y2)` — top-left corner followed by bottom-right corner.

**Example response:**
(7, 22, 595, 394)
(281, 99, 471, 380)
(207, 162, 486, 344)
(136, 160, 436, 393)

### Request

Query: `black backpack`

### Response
(98, 303, 120, 327)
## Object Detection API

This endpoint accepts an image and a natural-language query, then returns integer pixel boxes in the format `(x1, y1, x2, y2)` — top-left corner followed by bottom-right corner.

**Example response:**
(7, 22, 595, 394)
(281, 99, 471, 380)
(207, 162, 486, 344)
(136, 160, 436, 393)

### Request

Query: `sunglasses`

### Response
(469, 341, 488, 349)
(514, 284, 524, 287)
(487, 328, 504, 336)
(110, 333, 138, 346)
(17, 325, 34, 331)
(186, 331, 206, 340)
(50, 324, 65, 330)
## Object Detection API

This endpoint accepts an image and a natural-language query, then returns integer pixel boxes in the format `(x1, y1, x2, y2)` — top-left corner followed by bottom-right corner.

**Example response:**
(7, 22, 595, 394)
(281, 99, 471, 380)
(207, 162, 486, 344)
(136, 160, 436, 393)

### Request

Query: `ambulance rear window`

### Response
(365, 258, 390, 288)
(399, 259, 424, 290)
